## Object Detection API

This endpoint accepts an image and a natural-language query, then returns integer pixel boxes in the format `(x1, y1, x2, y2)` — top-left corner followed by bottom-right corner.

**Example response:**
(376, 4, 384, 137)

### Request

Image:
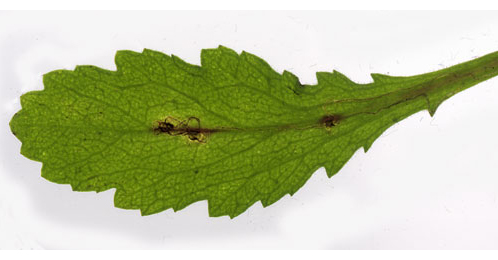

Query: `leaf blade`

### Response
(10, 47, 498, 217)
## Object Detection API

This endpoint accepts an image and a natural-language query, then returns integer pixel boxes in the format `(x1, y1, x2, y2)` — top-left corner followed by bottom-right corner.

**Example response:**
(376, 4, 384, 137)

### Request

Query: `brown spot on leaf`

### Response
(320, 114, 341, 128)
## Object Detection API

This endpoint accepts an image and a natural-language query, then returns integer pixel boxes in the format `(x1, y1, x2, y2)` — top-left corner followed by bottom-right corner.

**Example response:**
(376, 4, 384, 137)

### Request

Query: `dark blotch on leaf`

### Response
(320, 115, 341, 128)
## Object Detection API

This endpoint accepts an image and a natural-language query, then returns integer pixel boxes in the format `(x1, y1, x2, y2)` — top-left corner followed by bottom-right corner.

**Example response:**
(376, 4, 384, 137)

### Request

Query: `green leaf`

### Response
(9, 46, 498, 218)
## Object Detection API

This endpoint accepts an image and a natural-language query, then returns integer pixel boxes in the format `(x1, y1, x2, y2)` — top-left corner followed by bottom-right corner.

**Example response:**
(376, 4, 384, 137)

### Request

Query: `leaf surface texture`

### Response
(10, 47, 498, 217)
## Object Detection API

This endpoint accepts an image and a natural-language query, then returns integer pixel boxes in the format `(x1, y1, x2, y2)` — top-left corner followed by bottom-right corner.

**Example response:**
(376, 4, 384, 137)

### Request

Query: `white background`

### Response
(1, 11, 498, 249)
